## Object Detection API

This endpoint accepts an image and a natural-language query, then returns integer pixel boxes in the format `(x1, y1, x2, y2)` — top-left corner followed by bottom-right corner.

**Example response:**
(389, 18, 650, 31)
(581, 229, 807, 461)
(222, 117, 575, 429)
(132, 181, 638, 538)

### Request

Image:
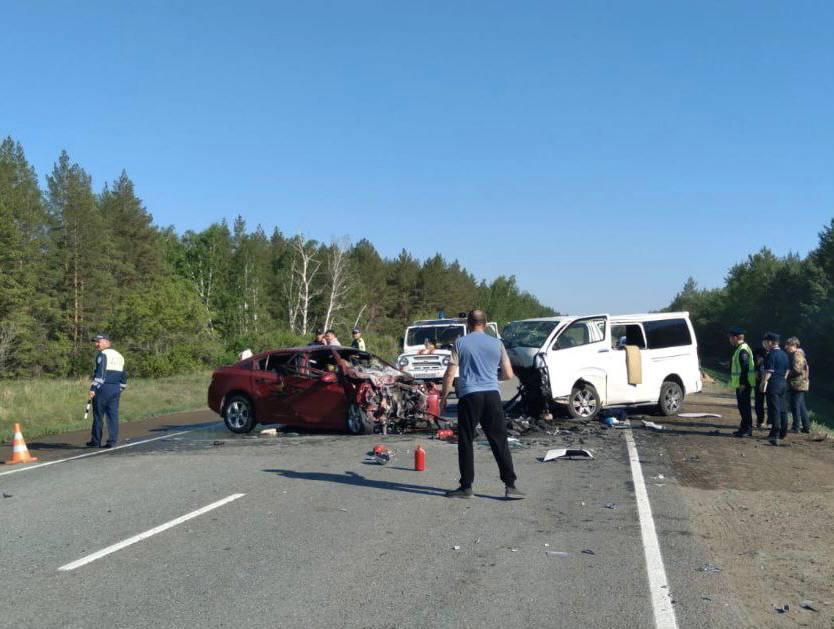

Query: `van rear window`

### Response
(643, 319, 692, 349)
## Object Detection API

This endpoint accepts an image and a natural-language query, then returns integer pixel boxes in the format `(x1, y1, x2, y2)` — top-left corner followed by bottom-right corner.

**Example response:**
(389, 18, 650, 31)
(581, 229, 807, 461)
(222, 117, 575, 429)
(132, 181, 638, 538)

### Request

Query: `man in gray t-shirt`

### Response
(440, 310, 523, 500)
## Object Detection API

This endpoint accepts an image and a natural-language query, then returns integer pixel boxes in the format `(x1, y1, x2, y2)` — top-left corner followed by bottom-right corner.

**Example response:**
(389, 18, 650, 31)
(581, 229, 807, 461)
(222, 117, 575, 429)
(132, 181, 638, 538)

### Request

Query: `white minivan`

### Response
(502, 312, 702, 419)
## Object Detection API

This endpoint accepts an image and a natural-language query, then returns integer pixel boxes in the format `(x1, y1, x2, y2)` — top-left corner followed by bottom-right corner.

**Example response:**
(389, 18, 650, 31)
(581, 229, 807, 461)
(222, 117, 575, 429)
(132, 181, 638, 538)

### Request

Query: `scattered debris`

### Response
(775, 604, 790, 614)
(435, 429, 454, 440)
(337, 508, 348, 512)
(800, 600, 818, 612)
(545, 551, 570, 558)
(363, 445, 393, 465)
(212, 440, 225, 447)
(678, 413, 722, 419)
(452, 545, 461, 551)
(685, 455, 701, 463)
(653, 474, 665, 480)
(700, 563, 721, 573)
(544, 543, 550, 548)
(2, 492, 12, 499)
(702, 596, 712, 602)
(581, 549, 595, 555)
(604, 503, 617, 510)
(510, 548, 519, 552)
(259, 428, 279, 437)
(541, 448, 594, 462)
(642, 420, 665, 431)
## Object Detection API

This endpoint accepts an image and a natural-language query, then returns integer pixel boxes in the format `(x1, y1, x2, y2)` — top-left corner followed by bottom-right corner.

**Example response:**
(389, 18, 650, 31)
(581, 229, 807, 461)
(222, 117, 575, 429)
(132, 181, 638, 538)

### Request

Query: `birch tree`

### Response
(322, 238, 352, 332)
(288, 235, 321, 335)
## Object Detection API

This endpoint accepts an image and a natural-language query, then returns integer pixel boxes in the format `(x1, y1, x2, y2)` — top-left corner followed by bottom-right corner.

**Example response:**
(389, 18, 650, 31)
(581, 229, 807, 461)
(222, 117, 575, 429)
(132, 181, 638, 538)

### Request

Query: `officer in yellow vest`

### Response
(729, 327, 756, 437)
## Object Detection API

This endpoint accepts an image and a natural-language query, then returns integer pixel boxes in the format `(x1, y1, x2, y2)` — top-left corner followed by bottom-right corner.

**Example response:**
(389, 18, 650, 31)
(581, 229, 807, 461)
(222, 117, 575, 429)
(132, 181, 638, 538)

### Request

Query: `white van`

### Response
(502, 312, 701, 419)
(396, 318, 500, 383)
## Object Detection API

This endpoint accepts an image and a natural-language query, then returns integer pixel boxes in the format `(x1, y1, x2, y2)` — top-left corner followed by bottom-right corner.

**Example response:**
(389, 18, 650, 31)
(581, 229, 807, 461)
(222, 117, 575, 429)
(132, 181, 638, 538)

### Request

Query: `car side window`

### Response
(554, 318, 606, 350)
(255, 356, 269, 371)
(306, 350, 339, 377)
(611, 324, 646, 349)
(266, 353, 295, 374)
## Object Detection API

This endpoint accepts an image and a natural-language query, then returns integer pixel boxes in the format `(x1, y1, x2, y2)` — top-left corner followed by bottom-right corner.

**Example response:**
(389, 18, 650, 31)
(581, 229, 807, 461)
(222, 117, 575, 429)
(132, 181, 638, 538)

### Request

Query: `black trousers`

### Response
(457, 390, 517, 489)
(754, 381, 766, 426)
(91, 384, 121, 445)
(735, 385, 753, 433)
(767, 380, 788, 440)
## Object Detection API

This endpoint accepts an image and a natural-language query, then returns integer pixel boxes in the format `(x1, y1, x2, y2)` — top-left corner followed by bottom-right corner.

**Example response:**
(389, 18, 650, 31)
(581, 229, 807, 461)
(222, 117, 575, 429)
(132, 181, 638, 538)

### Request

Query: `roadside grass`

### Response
(702, 365, 833, 436)
(0, 372, 211, 443)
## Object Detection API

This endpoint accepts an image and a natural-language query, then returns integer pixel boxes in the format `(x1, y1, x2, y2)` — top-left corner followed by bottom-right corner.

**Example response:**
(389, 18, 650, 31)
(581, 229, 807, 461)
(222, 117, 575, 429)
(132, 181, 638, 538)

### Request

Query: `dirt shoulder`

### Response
(657, 383, 834, 627)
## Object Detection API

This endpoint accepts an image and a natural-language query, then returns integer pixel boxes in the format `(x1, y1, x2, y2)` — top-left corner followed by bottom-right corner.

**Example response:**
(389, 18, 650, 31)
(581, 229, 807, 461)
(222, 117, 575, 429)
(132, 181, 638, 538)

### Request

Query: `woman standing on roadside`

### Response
(785, 337, 811, 433)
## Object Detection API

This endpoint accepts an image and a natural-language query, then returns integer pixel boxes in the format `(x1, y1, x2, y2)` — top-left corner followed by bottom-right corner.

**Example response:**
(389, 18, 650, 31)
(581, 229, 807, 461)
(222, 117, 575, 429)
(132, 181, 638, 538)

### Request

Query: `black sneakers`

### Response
(445, 486, 473, 499)
(86, 440, 100, 447)
(505, 486, 526, 500)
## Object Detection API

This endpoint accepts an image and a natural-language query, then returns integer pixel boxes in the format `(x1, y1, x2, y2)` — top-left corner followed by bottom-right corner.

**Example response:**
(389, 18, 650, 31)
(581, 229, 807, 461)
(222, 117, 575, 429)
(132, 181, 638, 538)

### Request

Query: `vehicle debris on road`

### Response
(699, 563, 721, 573)
(545, 551, 570, 558)
(678, 413, 722, 419)
(541, 448, 594, 462)
(641, 420, 665, 431)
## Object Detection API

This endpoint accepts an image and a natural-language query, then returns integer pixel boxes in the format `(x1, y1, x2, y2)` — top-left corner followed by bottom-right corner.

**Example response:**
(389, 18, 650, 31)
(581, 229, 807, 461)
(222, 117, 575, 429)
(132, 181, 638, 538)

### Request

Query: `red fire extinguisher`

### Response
(414, 445, 426, 471)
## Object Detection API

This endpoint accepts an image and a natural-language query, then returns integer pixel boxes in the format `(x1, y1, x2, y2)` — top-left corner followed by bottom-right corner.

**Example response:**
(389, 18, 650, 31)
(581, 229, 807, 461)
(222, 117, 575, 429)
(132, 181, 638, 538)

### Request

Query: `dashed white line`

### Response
(624, 429, 679, 629)
(0, 426, 215, 478)
(58, 493, 245, 571)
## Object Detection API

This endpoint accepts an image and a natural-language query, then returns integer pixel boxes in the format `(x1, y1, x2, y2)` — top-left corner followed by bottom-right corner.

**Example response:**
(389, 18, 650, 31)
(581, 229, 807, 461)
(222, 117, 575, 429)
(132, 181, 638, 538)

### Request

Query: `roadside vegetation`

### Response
(0, 136, 555, 381)
(0, 372, 210, 442)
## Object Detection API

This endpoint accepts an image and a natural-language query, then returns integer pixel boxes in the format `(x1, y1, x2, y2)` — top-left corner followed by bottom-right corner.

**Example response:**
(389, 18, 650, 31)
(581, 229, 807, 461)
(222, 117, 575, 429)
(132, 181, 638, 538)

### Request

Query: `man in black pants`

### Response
(440, 309, 523, 500)
(761, 332, 791, 446)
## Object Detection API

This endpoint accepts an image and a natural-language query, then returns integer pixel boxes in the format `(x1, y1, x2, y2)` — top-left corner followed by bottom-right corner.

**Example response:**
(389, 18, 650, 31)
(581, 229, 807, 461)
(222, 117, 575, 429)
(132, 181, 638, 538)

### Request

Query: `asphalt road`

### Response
(0, 382, 741, 628)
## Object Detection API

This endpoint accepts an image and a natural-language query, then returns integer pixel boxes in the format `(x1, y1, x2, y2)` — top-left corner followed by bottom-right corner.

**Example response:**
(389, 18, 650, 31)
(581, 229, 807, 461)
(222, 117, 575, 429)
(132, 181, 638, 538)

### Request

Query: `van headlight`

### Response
(397, 357, 409, 369)
(441, 356, 450, 366)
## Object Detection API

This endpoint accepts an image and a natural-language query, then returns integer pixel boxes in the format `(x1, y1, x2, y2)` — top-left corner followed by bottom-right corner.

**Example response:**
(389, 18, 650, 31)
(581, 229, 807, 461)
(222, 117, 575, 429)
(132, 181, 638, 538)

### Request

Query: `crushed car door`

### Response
(546, 316, 610, 402)
(282, 349, 349, 428)
(250, 353, 293, 423)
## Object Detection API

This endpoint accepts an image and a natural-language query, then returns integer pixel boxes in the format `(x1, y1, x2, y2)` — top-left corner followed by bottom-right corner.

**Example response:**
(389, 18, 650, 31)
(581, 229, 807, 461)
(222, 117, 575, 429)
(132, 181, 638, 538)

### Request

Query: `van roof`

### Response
(509, 312, 691, 324)
(410, 319, 467, 326)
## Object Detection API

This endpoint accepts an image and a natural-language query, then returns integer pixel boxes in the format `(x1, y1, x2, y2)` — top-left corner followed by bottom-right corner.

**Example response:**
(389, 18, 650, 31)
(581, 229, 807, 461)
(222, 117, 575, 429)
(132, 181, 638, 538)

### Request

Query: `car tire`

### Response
(346, 403, 374, 435)
(658, 380, 684, 416)
(223, 394, 256, 434)
(567, 383, 600, 420)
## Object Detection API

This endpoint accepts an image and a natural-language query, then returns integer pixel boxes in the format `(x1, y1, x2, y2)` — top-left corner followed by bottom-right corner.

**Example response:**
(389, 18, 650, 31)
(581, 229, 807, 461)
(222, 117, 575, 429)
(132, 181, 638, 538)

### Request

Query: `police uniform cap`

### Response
(92, 333, 110, 342)
(763, 332, 780, 342)
(728, 327, 746, 336)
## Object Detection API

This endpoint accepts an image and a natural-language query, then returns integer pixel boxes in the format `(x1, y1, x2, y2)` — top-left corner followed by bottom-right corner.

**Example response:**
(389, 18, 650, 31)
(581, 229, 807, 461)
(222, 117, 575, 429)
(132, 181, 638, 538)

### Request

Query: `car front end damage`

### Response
(507, 352, 554, 420)
(343, 362, 441, 433)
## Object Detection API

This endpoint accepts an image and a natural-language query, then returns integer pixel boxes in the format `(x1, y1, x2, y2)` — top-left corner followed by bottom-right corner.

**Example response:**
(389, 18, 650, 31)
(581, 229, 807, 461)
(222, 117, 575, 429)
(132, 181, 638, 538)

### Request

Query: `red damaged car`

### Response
(208, 346, 440, 435)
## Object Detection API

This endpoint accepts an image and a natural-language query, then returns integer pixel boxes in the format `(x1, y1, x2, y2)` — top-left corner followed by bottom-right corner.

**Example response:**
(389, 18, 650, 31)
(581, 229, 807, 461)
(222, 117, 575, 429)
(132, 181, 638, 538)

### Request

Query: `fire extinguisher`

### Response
(414, 445, 426, 471)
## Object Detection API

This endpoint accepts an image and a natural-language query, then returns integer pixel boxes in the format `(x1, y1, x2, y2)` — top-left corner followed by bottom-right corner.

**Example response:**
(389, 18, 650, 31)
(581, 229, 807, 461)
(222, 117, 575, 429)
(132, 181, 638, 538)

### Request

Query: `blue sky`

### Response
(2, 1, 833, 314)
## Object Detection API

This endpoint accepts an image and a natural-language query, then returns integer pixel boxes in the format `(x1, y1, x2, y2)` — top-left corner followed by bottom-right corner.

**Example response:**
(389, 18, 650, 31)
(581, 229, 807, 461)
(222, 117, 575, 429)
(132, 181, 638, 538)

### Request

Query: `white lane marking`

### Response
(0, 425, 217, 478)
(59, 493, 245, 571)
(624, 429, 679, 629)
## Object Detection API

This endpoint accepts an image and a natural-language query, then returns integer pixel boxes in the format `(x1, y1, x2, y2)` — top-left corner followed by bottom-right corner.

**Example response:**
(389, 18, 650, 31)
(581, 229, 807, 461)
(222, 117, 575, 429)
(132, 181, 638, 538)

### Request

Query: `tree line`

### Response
(667, 218, 834, 392)
(0, 137, 556, 378)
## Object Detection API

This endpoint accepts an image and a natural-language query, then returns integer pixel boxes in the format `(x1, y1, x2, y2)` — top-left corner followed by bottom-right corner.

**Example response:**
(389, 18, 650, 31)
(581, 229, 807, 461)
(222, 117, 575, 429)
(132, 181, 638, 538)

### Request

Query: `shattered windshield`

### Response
(337, 350, 403, 377)
(406, 325, 466, 349)
(501, 321, 559, 349)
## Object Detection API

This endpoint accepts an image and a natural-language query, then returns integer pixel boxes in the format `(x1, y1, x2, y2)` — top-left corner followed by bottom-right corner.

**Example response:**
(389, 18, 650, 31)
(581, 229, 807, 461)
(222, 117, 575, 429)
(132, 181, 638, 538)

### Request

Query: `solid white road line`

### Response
(0, 427, 213, 478)
(624, 429, 679, 629)
(58, 493, 245, 571)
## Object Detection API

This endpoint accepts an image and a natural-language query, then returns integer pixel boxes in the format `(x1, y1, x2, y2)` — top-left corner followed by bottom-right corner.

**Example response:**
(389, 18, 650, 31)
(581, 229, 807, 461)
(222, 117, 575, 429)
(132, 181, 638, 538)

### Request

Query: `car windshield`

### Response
(337, 350, 403, 377)
(501, 320, 560, 349)
(406, 325, 466, 349)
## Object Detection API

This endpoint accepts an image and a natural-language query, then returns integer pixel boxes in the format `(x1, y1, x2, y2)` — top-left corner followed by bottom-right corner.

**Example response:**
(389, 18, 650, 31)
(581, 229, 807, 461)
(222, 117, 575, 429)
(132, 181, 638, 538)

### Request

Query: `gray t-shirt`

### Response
(450, 331, 507, 398)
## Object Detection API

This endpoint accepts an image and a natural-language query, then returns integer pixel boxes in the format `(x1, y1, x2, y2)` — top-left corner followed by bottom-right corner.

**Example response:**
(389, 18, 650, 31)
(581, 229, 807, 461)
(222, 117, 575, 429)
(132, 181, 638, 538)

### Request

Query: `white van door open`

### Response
(545, 315, 610, 402)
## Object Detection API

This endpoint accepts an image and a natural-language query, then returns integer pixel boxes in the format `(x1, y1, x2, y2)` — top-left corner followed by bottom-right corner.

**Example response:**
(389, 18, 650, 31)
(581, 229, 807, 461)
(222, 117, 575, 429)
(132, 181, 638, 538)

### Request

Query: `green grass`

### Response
(0, 372, 211, 442)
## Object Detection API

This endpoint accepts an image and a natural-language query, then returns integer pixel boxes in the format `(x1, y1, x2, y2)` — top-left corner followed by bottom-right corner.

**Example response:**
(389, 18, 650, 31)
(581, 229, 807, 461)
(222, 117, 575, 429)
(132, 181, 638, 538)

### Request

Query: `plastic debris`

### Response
(2, 492, 12, 498)
(642, 420, 664, 431)
(259, 428, 279, 437)
(700, 563, 721, 573)
(363, 445, 392, 465)
(510, 548, 518, 552)
(604, 503, 617, 510)
(800, 600, 818, 612)
(678, 413, 722, 419)
(541, 448, 594, 462)
(581, 549, 595, 555)
(546, 551, 570, 558)
(212, 440, 225, 446)
(452, 545, 461, 551)
(435, 429, 454, 440)
(775, 604, 790, 614)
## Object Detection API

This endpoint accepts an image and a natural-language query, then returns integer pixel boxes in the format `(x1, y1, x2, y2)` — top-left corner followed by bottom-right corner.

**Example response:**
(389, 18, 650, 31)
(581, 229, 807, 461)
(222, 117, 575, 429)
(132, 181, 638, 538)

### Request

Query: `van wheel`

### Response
(568, 383, 600, 419)
(224, 394, 256, 433)
(658, 380, 684, 416)
(347, 404, 374, 435)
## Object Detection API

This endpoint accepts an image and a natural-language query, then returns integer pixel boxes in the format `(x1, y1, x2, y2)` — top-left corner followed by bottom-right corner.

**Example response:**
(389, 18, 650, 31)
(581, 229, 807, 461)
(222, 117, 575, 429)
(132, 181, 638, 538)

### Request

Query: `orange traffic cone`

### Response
(4, 423, 38, 465)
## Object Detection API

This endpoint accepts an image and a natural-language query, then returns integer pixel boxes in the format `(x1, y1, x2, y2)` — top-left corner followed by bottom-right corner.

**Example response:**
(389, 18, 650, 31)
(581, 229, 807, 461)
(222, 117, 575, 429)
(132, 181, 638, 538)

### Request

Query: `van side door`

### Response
(608, 322, 651, 404)
(546, 316, 610, 402)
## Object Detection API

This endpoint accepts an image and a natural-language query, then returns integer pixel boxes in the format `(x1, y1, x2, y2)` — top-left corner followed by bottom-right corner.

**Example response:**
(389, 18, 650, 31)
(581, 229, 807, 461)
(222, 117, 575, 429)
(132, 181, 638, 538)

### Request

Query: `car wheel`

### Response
(346, 403, 375, 435)
(567, 383, 600, 419)
(658, 380, 684, 416)
(224, 394, 256, 433)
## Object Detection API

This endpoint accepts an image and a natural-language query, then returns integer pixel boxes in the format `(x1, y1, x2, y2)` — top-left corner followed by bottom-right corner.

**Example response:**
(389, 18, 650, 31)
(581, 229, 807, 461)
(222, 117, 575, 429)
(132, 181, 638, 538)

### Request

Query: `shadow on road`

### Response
(264, 468, 448, 497)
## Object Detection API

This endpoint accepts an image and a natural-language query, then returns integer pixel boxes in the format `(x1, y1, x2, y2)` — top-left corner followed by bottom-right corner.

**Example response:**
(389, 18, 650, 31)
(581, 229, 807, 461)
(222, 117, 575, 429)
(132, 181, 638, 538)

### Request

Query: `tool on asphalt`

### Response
(540, 448, 594, 462)
(4, 423, 38, 465)
(414, 445, 425, 471)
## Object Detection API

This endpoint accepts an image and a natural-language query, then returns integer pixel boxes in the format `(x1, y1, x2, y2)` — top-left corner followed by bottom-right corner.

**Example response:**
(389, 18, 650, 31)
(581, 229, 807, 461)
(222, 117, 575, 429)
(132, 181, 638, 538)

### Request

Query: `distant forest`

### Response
(667, 217, 834, 388)
(0, 137, 556, 377)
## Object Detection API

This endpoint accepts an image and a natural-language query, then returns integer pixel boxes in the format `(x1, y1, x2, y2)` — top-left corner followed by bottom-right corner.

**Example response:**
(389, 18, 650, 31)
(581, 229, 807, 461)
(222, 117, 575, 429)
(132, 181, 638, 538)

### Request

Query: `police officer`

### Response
(86, 334, 127, 448)
(728, 327, 755, 437)
(761, 332, 790, 446)
(351, 327, 366, 351)
(440, 309, 523, 500)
